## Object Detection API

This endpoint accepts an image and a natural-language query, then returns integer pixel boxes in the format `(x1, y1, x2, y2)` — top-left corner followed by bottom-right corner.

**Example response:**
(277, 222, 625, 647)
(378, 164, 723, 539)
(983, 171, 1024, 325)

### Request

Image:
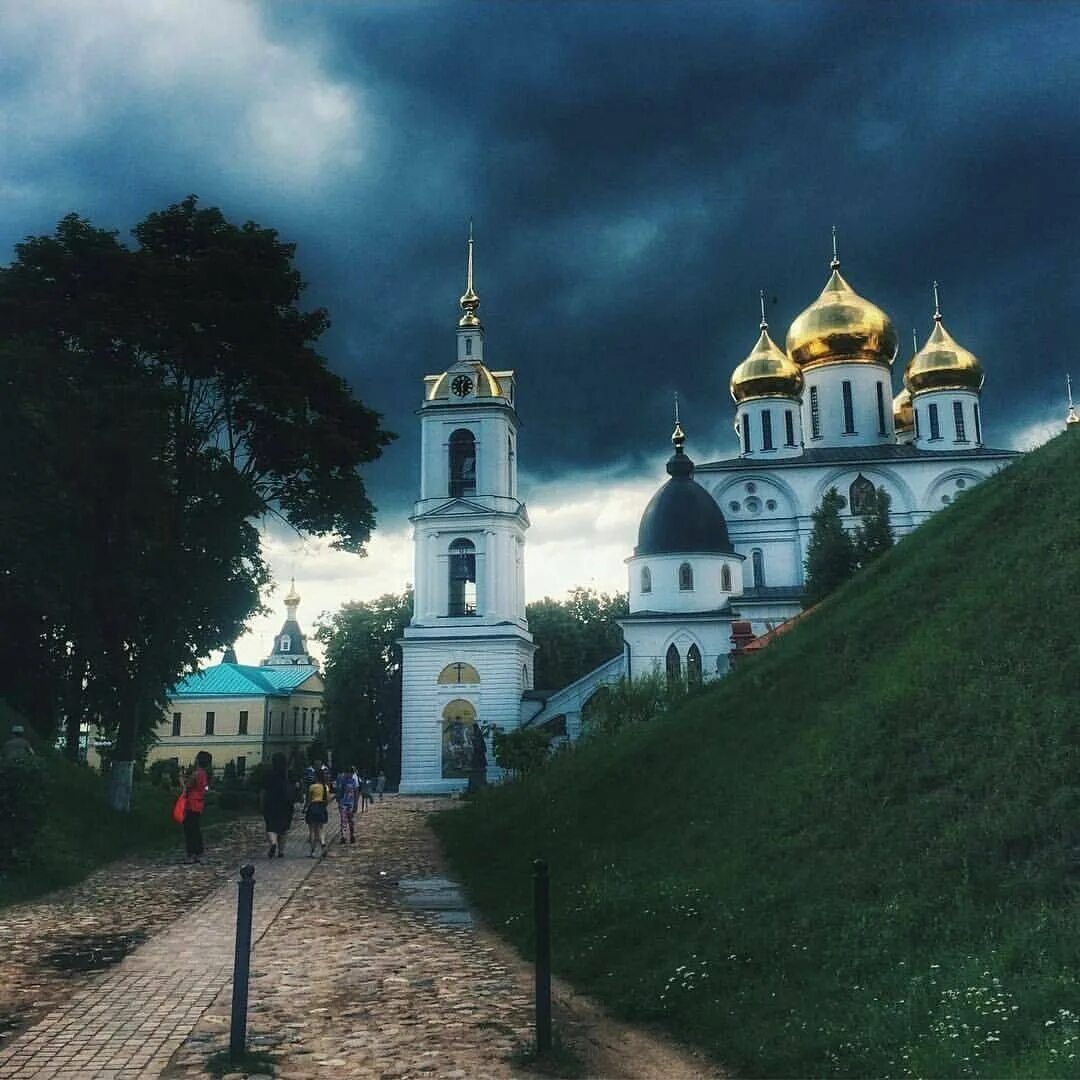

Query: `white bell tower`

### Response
(399, 228, 535, 793)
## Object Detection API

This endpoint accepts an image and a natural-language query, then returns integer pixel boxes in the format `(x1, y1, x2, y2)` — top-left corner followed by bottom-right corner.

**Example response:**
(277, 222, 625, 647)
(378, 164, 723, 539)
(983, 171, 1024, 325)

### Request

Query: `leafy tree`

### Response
(803, 487, 857, 605)
(854, 486, 895, 567)
(0, 200, 393, 808)
(527, 586, 628, 689)
(316, 590, 413, 785)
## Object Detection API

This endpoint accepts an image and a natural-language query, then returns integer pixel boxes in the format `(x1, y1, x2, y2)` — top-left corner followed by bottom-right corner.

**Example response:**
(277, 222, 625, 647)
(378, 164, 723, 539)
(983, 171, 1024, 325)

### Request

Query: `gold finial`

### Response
(932, 280, 942, 323)
(671, 392, 686, 452)
(1067, 374, 1080, 427)
(912, 328, 919, 355)
(830, 225, 840, 270)
(458, 220, 481, 328)
(759, 289, 768, 330)
(285, 577, 300, 606)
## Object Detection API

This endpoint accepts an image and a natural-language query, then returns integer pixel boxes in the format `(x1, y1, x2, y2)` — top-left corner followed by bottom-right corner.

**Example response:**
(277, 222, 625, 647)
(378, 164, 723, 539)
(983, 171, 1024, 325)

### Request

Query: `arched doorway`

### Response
(441, 698, 477, 779)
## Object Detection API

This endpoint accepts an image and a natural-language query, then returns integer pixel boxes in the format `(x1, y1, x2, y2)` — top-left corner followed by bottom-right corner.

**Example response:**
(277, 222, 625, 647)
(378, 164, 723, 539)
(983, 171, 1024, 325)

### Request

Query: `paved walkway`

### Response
(0, 818, 341, 1080)
(0, 800, 718, 1079)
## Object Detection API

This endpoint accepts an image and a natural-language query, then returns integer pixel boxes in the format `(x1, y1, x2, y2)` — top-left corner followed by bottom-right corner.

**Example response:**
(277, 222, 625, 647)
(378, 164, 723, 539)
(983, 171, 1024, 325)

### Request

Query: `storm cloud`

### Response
(2, 0, 1077, 552)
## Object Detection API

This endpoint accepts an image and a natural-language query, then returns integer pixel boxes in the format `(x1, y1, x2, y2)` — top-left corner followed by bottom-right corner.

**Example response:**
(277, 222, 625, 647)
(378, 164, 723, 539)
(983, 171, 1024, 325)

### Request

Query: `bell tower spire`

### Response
(455, 222, 485, 365)
(459, 220, 481, 329)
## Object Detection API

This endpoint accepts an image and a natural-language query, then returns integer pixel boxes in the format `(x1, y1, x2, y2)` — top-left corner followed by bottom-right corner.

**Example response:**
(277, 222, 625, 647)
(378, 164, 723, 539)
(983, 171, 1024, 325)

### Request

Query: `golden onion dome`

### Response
(730, 324, 804, 403)
(893, 387, 914, 433)
(904, 302, 983, 394)
(285, 578, 300, 606)
(786, 263, 898, 371)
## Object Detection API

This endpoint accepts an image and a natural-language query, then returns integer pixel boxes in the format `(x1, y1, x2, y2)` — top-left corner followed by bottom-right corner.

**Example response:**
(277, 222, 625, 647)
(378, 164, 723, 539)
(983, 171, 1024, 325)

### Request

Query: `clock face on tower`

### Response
(451, 374, 474, 397)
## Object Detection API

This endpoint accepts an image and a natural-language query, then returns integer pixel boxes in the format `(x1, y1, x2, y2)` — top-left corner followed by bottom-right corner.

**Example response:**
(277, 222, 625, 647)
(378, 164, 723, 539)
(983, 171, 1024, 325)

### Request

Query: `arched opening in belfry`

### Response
(448, 538, 477, 616)
(448, 429, 476, 498)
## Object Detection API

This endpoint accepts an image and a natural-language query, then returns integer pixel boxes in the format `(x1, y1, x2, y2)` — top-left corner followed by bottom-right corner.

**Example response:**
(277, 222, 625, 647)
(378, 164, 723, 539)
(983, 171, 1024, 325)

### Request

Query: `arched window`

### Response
(522, 664, 529, 688)
(665, 643, 681, 683)
(441, 699, 477, 779)
(280, 635, 291, 653)
(752, 549, 765, 588)
(850, 474, 876, 516)
(641, 566, 652, 593)
(686, 644, 702, 686)
(678, 562, 694, 591)
(721, 565, 733, 591)
(437, 662, 480, 684)
(448, 538, 477, 616)
(448, 429, 476, 497)
(465, 336, 473, 356)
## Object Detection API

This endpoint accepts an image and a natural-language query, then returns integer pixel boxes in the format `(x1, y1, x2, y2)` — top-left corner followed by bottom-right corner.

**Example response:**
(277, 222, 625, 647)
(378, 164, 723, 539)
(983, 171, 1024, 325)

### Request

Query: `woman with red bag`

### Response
(180, 751, 212, 864)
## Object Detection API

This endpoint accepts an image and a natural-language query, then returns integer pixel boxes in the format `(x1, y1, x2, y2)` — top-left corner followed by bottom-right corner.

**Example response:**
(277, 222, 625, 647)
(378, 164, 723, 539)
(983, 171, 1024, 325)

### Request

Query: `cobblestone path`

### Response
(164, 798, 534, 1079)
(0, 816, 340, 1080)
(0, 800, 717, 1079)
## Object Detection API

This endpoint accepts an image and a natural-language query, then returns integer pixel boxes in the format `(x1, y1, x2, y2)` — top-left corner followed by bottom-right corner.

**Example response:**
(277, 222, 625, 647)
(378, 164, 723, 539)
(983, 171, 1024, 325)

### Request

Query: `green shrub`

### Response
(581, 671, 687, 736)
(0, 757, 50, 870)
(492, 726, 553, 777)
(147, 759, 179, 788)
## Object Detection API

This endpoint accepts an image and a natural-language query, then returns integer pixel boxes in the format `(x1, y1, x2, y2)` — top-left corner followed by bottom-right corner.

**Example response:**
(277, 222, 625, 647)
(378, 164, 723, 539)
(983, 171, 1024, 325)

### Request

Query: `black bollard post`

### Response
(533, 858, 552, 1055)
(229, 864, 255, 1059)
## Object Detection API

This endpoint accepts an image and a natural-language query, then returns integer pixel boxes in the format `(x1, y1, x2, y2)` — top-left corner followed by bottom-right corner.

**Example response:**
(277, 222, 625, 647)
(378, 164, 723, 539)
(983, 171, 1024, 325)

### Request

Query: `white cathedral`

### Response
(399, 234, 1020, 792)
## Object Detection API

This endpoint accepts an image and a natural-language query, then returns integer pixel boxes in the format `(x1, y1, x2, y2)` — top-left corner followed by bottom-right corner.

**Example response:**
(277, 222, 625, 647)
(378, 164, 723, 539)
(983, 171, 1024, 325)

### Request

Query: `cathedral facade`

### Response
(399, 235, 1019, 791)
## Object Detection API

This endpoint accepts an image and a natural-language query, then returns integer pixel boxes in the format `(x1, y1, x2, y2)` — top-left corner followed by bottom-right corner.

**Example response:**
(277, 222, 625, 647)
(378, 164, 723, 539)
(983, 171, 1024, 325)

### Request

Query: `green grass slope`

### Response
(435, 431, 1080, 1078)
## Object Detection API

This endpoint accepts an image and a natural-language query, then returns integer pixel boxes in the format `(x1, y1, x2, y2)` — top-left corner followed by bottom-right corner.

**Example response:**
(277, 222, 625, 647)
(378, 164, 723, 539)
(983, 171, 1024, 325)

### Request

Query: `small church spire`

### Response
(830, 224, 840, 270)
(459, 221, 482, 328)
(912, 327, 919, 355)
(759, 289, 768, 331)
(932, 279, 942, 323)
(1067, 374, 1079, 428)
(671, 392, 686, 452)
(284, 578, 300, 622)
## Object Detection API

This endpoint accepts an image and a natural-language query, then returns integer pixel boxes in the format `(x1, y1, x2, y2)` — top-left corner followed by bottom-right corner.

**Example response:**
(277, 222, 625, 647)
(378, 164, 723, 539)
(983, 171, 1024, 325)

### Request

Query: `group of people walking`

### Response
(178, 751, 387, 863)
(292, 760, 386, 857)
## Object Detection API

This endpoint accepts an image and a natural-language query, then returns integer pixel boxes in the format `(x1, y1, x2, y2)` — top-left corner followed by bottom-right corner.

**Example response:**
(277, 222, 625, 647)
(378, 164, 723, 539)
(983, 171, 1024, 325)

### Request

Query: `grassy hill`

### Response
(435, 430, 1080, 1078)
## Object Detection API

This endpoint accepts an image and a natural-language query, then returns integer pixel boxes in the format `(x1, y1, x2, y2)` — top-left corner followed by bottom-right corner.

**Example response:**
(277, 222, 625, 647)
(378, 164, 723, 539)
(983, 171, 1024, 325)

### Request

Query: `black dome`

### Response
(635, 451, 734, 556)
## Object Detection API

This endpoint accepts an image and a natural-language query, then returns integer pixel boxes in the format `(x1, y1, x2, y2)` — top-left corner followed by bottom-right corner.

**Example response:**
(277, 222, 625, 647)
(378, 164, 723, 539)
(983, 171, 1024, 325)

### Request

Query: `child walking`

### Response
(335, 766, 359, 844)
(304, 766, 331, 857)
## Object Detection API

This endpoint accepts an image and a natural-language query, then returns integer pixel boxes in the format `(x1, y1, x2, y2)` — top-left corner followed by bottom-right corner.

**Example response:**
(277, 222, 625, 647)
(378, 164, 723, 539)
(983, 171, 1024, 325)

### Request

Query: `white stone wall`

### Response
(418, 403, 518, 501)
(703, 453, 1013, 590)
(912, 389, 982, 451)
(621, 618, 735, 681)
(801, 363, 896, 448)
(626, 551, 743, 613)
(735, 396, 804, 460)
(399, 631, 536, 793)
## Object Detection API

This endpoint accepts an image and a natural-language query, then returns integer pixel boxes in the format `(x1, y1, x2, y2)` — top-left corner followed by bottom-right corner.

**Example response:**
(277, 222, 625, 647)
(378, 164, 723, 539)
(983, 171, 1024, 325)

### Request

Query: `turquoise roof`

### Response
(171, 663, 319, 699)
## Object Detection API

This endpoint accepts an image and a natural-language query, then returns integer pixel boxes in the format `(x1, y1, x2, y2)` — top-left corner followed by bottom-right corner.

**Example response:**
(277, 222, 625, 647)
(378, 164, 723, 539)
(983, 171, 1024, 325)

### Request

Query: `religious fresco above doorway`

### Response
(442, 698, 477, 778)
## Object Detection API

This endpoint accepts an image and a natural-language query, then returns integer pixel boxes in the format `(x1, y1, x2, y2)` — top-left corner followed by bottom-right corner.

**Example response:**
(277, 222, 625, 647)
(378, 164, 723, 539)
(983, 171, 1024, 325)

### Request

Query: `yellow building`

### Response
(145, 581, 323, 777)
(148, 662, 324, 776)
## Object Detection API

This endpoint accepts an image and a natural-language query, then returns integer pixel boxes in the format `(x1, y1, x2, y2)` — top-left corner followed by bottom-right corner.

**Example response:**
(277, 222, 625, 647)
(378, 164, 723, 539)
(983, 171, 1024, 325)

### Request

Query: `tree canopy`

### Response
(0, 198, 393, 806)
(315, 590, 413, 785)
(803, 487, 858, 606)
(854, 486, 895, 567)
(526, 587, 628, 690)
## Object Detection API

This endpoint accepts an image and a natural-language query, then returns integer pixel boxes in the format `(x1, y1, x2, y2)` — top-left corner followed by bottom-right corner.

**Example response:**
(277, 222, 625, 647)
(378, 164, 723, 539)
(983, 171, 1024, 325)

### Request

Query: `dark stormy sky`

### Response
(4, 1, 1078, 658)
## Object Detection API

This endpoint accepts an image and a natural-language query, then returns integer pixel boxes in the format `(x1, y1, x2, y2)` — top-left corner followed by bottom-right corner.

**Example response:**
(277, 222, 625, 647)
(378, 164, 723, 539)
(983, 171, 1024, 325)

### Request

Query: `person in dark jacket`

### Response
(262, 752, 294, 858)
